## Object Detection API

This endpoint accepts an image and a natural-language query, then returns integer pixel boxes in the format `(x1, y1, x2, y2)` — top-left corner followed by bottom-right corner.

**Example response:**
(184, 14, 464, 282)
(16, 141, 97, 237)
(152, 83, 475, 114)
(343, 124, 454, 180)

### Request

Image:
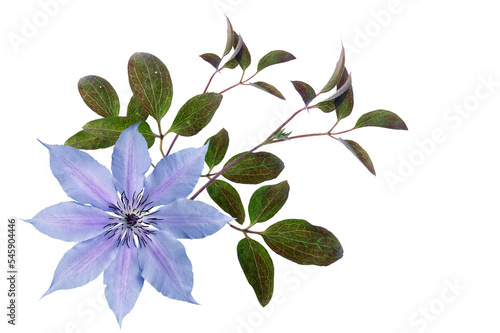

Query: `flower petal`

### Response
(138, 231, 197, 304)
(43, 234, 118, 297)
(111, 123, 151, 199)
(154, 199, 232, 239)
(25, 201, 111, 242)
(104, 246, 144, 327)
(41, 142, 118, 211)
(144, 145, 208, 206)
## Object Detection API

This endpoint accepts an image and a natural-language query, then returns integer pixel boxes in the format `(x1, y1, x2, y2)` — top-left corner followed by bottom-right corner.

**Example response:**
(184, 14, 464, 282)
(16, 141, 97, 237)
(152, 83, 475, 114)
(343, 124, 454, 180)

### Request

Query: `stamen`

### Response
(105, 191, 160, 248)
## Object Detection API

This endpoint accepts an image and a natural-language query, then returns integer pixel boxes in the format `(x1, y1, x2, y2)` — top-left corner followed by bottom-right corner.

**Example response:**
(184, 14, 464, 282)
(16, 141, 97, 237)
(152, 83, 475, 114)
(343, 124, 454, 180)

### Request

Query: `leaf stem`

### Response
(165, 133, 179, 157)
(219, 82, 241, 94)
(203, 69, 221, 93)
(243, 71, 258, 83)
(200, 173, 217, 178)
(218, 70, 258, 95)
(327, 119, 340, 133)
(190, 106, 306, 200)
(261, 107, 306, 144)
(157, 120, 166, 157)
(190, 144, 261, 200)
(228, 223, 262, 235)
(286, 132, 329, 141)
(330, 127, 355, 136)
(267, 126, 355, 144)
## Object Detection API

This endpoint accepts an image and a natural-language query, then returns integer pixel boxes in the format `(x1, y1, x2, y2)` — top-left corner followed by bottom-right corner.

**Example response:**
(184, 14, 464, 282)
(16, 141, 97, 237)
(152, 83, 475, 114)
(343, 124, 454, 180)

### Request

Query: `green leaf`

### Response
(262, 219, 343, 266)
(228, 33, 251, 70)
(223, 58, 239, 69)
(338, 138, 375, 175)
(222, 32, 243, 69)
(205, 128, 230, 169)
(257, 50, 296, 72)
(236, 40, 251, 71)
(64, 130, 113, 150)
(128, 52, 173, 122)
(237, 237, 274, 307)
(291, 80, 316, 106)
(335, 68, 354, 120)
(316, 74, 352, 113)
(83, 117, 156, 148)
(319, 45, 345, 94)
(207, 180, 245, 224)
(223, 152, 285, 184)
(200, 53, 222, 70)
(249, 181, 289, 225)
(78, 75, 120, 118)
(222, 15, 234, 57)
(249, 82, 286, 100)
(126, 95, 149, 121)
(354, 110, 408, 130)
(169, 93, 223, 137)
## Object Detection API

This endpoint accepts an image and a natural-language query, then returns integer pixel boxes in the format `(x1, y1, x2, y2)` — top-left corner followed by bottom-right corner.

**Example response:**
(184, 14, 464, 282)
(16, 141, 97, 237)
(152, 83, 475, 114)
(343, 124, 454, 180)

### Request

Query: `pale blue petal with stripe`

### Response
(143, 145, 207, 206)
(111, 123, 151, 199)
(154, 199, 233, 239)
(104, 246, 144, 327)
(25, 201, 111, 242)
(41, 141, 118, 211)
(43, 234, 119, 298)
(138, 230, 197, 304)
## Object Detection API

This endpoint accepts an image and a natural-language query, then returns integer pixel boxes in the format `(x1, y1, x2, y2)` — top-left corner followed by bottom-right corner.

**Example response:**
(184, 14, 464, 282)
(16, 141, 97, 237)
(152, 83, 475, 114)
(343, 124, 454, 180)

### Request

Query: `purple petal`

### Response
(154, 199, 232, 239)
(143, 145, 208, 206)
(43, 234, 118, 297)
(104, 246, 144, 327)
(111, 123, 151, 199)
(138, 231, 197, 304)
(41, 142, 118, 211)
(25, 201, 111, 242)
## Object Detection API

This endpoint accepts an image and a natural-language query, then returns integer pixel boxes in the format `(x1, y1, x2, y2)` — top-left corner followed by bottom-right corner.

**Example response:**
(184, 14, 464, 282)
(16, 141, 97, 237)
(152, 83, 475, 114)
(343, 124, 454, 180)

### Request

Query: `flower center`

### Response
(104, 191, 159, 248)
(125, 213, 140, 227)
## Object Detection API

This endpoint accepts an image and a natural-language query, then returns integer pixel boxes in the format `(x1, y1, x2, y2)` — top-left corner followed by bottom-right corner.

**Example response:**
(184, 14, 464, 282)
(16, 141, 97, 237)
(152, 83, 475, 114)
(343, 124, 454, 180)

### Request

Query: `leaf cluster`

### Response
(61, 16, 408, 309)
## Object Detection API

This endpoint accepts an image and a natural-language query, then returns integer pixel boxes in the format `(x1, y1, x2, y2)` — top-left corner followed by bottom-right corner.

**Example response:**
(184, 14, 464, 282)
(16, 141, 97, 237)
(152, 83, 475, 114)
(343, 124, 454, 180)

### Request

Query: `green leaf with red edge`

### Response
(227, 32, 251, 70)
(222, 32, 243, 69)
(248, 181, 289, 225)
(222, 16, 235, 57)
(319, 45, 345, 94)
(128, 52, 173, 122)
(261, 219, 343, 266)
(236, 39, 251, 71)
(223, 58, 239, 69)
(249, 82, 286, 100)
(316, 74, 352, 113)
(257, 50, 296, 72)
(338, 138, 375, 175)
(354, 110, 408, 130)
(200, 53, 222, 70)
(126, 95, 149, 121)
(78, 75, 120, 118)
(169, 93, 223, 137)
(334, 68, 354, 120)
(291, 80, 316, 106)
(207, 180, 245, 224)
(82, 117, 156, 148)
(205, 128, 229, 169)
(237, 237, 274, 307)
(65, 130, 113, 150)
(223, 152, 284, 184)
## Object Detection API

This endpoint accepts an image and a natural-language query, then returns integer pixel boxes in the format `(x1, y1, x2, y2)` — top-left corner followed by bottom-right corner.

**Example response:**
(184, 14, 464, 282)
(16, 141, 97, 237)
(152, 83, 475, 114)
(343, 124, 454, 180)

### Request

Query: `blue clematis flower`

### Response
(26, 123, 232, 326)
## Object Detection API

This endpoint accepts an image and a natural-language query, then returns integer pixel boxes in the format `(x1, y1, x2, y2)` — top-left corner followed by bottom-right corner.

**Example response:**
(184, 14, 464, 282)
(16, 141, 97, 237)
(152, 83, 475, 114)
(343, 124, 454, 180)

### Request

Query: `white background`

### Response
(1, 0, 499, 332)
